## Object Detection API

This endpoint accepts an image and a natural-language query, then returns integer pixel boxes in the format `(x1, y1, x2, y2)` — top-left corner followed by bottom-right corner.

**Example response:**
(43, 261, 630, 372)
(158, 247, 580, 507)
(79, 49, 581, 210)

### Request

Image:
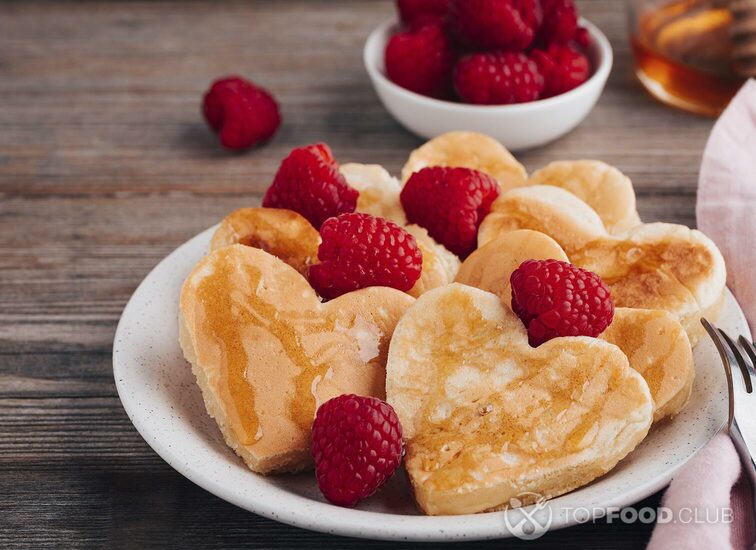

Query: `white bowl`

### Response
(364, 18, 613, 151)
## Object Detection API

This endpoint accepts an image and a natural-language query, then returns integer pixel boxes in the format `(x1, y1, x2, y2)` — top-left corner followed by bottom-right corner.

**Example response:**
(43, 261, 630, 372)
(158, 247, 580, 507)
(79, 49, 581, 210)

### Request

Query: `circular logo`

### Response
(503, 492, 553, 540)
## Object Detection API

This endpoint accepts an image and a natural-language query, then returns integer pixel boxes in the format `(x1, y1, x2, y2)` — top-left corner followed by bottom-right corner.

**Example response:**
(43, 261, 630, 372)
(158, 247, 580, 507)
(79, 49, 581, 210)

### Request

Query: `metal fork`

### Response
(701, 318, 756, 543)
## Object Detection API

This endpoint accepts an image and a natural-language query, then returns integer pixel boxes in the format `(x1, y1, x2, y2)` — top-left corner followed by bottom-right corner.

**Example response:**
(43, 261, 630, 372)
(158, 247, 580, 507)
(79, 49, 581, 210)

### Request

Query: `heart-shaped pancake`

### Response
(210, 207, 320, 275)
(401, 131, 528, 188)
(180, 244, 414, 474)
(340, 163, 407, 225)
(456, 230, 694, 421)
(478, 186, 727, 342)
(528, 160, 640, 234)
(401, 132, 639, 234)
(386, 283, 653, 515)
(404, 224, 460, 298)
(602, 308, 693, 421)
(210, 207, 456, 298)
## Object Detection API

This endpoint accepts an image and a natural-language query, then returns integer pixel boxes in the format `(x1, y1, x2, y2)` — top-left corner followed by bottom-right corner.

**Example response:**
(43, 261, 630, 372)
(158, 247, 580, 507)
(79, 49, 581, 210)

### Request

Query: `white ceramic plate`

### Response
(114, 226, 748, 541)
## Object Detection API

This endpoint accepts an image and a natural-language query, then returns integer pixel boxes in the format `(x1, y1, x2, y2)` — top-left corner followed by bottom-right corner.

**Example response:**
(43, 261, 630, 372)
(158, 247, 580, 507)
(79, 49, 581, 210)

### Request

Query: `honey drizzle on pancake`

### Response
(211, 208, 320, 275)
(409, 291, 624, 491)
(482, 209, 714, 312)
(570, 240, 714, 310)
(236, 232, 307, 269)
(194, 259, 338, 444)
(602, 310, 683, 401)
(455, 231, 694, 422)
(195, 260, 260, 444)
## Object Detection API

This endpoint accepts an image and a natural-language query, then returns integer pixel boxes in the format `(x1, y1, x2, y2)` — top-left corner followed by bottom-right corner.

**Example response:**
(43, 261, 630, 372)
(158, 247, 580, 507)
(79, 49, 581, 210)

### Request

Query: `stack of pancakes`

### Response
(178, 132, 726, 515)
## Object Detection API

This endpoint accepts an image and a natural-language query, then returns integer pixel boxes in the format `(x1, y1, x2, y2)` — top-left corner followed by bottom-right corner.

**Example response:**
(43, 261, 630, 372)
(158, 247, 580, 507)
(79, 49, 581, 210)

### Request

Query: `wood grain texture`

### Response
(0, 0, 717, 547)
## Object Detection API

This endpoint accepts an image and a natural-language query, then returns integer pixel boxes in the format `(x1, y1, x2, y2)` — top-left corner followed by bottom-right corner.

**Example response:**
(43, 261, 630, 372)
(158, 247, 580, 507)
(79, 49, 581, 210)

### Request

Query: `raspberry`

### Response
(385, 23, 455, 98)
(450, 0, 541, 51)
(510, 259, 614, 347)
(531, 45, 590, 98)
(309, 213, 422, 299)
(400, 167, 500, 258)
(536, 0, 578, 46)
(202, 76, 281, 150)
(262, 144, 358, 229)
(574, 26, 591, 49)
(454, 52, 544, 105)
(312, 394, 403, 507)
(397, 0, 450, 28)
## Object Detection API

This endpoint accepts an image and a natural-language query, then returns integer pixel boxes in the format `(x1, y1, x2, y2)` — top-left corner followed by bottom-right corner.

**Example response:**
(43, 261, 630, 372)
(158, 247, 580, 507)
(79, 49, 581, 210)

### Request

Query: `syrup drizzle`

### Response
(195, 259, 339, 443)
(406, 291, 631, 491)
(219, 208, 319, 275)
(484, 208, 714, 312)
(191, 248, 409, 450)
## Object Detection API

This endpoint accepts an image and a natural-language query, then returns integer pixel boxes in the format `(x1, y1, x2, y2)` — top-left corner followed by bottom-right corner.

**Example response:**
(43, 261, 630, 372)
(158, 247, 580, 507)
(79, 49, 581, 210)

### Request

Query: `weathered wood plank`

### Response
(0, 463, 659, 549)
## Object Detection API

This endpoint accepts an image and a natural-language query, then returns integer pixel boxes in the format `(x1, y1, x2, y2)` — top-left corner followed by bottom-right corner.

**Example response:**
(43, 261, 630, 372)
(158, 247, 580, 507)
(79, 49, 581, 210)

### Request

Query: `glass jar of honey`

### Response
(627, 0, 747, 116)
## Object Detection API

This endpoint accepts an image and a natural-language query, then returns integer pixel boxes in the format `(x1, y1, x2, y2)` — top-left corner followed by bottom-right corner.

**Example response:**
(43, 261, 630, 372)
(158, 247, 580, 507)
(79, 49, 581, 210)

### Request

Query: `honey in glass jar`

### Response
(628, 0, 747, 116)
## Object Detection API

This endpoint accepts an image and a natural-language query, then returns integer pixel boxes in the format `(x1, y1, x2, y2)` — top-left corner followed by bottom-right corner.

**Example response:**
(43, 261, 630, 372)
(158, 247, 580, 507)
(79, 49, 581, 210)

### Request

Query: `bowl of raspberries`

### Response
(364, 0, 612, 150)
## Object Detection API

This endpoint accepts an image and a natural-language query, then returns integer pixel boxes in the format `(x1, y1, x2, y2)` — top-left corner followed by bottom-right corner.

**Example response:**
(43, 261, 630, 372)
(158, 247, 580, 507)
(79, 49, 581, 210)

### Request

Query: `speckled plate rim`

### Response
(114, 226, 748, 542)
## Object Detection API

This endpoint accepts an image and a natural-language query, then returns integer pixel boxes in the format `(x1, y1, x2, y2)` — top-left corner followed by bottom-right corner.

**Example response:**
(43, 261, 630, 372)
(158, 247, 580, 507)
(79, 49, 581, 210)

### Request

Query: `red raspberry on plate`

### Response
(454, 52, 544, 105)
(312, 394, 403, 507)
(202, 76, 281, 151)
(309, 213, 422, 299)
(400, 167, 500, 258)
(536, 0, 578, 46)
(450, 0, 541, 51)
(262, 144, 358, 229)
(385, 22, 455, 98)
(397, 0, 450, 29)
(531, 44, 590, 98)
(510, 259, 614, 347)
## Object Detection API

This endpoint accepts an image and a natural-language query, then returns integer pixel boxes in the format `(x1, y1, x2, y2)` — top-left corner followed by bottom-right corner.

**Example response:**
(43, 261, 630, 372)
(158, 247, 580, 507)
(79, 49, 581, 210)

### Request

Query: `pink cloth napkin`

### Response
(647, 79, 756, 550)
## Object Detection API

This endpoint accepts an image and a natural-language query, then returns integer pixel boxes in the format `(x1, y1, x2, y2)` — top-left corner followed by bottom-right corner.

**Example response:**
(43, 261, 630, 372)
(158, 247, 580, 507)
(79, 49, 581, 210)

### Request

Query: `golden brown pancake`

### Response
(210, 203, 455, 299)
(387, 283, 653, 515)
(210, 207, 320, 275)
(180, 245, 414, 474)
(405, 224, 460, 298)
(528, 160, 641, 234)
(401, 133, 640, 234)
(478, 186, 727, 343)
(401, 131, 528, 188)
(456, 230, 694, 422)
(457, 229, 568, 301)
(603, 308, 693, 422)
(340, 163, 407, 225)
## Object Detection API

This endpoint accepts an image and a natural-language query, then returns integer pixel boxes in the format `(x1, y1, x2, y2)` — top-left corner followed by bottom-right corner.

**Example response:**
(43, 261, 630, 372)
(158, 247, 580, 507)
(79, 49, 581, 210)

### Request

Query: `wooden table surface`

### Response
(0, 0, 719, 547)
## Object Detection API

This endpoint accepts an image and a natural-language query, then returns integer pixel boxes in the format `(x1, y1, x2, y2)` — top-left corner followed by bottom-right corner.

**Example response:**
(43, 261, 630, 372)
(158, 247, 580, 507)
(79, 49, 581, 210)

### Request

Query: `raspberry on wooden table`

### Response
(262, 144, 358, 229)
(385, 22, 455, 99)
(510, 259, 614, 347)
(202, 76, 280, 151)
(531, 44, 590, 98)
(450, 0, 542, 51)
(396, 0, 450, 29)
(311, 394, 403, 507)
(454, 52, 545, 105)
(400, 167, 500, 258)
(309, 213, 423, 299)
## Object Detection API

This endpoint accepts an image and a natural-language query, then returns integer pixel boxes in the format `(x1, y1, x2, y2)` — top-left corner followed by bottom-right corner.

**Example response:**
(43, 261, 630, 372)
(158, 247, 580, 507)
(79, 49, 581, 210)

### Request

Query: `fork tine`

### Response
(718, 329, 754, 393)
(702, 318, 735, 428)
(738, 335, 756, 374)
